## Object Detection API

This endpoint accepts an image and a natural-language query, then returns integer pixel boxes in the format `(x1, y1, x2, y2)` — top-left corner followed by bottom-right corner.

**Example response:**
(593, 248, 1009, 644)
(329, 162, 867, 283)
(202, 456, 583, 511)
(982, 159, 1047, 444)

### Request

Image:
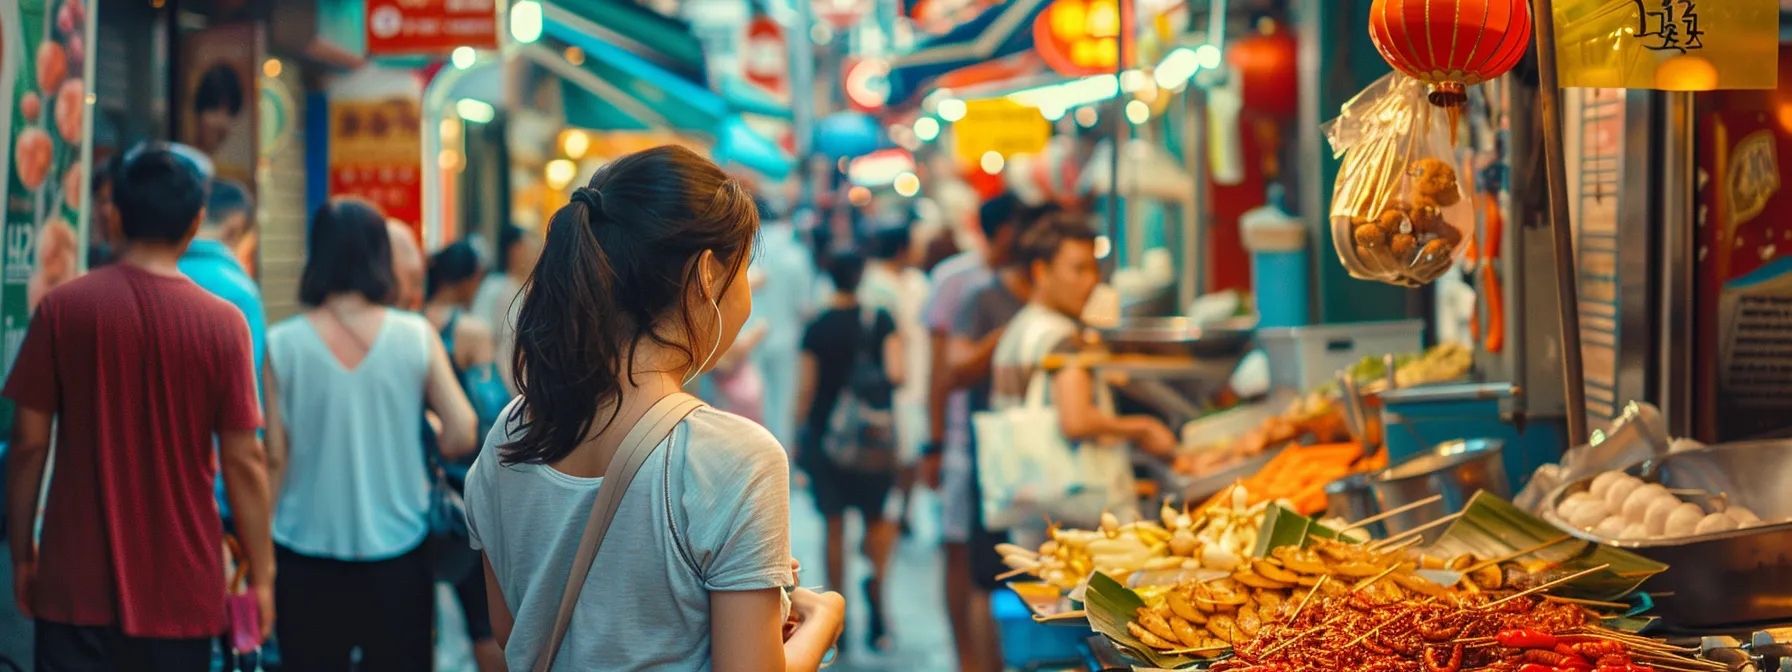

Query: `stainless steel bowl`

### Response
(1092, 315, 1258, 359)
(1371, 438, 1510, 539)
(1543, 440, 1792, 629)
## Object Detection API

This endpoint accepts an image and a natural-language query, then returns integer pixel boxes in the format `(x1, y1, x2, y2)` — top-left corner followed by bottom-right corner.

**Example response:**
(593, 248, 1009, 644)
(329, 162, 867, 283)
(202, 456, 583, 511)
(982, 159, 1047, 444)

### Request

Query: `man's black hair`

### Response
(194, 64, 245, 116)
(1017, 213, 1101, 270)
(979, 192, 1023, 240)
(495, 224, 530, 273)
(827, 251, 867, 294)
(206, 178, 254, 227)
(111, 145, 208, 243)
(298, 199, 395, 306)
(867, 226, 911, 261)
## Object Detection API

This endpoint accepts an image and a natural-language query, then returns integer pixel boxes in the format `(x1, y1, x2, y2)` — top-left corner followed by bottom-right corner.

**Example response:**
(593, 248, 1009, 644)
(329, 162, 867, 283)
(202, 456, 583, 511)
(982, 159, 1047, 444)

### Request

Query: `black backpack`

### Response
(822, 308, 898, 473)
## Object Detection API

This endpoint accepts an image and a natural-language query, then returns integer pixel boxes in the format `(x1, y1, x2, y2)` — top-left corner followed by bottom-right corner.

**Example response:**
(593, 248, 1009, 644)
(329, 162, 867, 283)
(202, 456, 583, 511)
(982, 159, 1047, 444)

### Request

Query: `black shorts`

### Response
(274, 544, 434, 672)
(799, 426, 896, 519)
(33, 621, 212, 672)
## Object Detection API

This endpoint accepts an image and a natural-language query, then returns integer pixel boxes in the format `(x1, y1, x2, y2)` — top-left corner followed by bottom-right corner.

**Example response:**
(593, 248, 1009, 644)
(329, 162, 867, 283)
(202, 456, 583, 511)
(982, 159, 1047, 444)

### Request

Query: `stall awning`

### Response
(885, 0, 1054, 104)
(542, 23, 730, 132)
(524, 41, 794, 179)
(720, 75, 794, 120)
(543, 0, 708, 84)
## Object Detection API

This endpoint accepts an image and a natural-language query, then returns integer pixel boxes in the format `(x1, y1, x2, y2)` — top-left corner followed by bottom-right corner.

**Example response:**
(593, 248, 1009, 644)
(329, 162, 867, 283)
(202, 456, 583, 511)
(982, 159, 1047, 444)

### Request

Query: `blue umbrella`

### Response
(884, 0, 1055, 105)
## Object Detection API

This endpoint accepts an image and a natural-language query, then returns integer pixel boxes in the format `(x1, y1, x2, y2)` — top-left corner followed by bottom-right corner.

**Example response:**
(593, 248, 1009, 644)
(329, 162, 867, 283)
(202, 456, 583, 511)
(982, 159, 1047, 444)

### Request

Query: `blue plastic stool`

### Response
(993, 588, 1089, 670)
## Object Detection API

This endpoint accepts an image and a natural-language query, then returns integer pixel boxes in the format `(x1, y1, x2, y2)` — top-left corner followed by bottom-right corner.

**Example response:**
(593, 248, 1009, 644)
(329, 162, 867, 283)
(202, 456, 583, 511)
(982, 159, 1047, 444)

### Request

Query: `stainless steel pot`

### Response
(1543, 439, 1792, 629)
(1370, 438, 1510, 540)
(1325, 473, 1384, 538)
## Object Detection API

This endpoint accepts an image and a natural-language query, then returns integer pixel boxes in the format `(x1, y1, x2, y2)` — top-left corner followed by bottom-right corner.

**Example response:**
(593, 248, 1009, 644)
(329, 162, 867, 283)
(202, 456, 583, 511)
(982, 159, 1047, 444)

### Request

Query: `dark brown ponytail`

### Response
(500, 146, 758, 465)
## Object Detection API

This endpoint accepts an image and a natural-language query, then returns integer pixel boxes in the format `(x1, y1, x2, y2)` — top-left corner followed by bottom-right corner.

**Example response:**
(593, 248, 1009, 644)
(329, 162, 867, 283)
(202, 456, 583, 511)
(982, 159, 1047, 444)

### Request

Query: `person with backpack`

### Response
(795, 251, 906, 654)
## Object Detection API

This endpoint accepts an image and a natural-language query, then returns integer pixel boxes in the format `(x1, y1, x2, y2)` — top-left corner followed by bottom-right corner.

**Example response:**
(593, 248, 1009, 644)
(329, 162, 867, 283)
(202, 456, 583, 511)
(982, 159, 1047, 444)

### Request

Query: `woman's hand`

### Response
(786, 588, 846, 645)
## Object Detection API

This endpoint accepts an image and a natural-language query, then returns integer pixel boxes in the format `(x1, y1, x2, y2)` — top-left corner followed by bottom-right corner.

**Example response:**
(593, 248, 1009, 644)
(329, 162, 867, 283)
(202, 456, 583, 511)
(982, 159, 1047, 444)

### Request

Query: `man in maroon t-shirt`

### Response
(4, 145, 275, 670)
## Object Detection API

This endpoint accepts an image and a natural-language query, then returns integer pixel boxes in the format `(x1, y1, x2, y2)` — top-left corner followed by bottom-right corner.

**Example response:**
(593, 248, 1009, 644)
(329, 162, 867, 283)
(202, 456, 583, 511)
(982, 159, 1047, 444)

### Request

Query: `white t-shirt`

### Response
(465, 401, 795, 671)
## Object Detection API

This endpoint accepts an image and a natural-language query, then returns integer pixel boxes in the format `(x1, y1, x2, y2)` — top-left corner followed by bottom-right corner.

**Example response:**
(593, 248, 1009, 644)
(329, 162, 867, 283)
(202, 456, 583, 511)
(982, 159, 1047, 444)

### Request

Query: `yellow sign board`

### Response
(1553, 0, 1778, 90)
(952, 98, 1052, 164)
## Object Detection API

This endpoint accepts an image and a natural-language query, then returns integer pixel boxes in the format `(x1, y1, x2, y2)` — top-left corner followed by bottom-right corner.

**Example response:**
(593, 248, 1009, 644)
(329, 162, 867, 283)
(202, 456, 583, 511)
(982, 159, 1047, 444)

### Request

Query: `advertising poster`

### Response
(2, 0, 96, 390)
(328, 67, 423, 243)
(1694, 45, 1792, 442)
(178, 20, 260, 275)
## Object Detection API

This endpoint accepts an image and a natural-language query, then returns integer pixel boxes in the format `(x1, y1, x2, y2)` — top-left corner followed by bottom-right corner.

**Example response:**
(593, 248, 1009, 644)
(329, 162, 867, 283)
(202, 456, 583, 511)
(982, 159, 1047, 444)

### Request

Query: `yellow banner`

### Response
(952, 98, 1052, 165)
(1554, 0, 1778, 90)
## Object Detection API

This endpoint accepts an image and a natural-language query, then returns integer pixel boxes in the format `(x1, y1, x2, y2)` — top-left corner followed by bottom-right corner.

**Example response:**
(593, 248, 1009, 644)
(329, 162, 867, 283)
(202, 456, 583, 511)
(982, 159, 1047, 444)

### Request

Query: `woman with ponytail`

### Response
(463, 146, 845, 671)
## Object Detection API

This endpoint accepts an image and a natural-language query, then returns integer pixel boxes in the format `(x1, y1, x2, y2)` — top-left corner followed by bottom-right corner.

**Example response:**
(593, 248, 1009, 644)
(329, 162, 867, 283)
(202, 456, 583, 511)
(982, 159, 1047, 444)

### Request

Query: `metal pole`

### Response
(1107, 33, 1125, 271)
(1527, 0, 1589, 444)
(792, 0, 818, 207)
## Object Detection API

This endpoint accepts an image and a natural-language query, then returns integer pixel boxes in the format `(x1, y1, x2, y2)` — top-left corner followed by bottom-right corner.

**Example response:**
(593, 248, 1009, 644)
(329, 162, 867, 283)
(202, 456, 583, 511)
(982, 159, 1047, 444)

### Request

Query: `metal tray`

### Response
(1092, 316, 1258, 359)
(1543, 440, 1792, 628)
(1173, 443, 1289, 504)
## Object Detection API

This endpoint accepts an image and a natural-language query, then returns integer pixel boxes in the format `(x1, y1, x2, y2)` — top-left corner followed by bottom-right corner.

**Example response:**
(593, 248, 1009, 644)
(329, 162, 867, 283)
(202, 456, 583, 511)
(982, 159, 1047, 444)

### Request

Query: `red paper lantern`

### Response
(1368, 0, 1532, 107)
(1229, 27, 1298, 120)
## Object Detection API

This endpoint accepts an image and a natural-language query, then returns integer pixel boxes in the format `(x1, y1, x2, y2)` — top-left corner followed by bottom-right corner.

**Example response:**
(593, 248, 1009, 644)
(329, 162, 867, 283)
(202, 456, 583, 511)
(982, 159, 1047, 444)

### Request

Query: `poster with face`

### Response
(179, 22, 258, 186)
(2, 0, 95, 393)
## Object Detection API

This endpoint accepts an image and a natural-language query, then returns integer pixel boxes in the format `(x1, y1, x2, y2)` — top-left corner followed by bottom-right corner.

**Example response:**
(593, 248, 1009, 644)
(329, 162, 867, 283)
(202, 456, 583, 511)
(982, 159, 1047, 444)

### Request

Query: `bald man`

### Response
(388, 220, 425, 311)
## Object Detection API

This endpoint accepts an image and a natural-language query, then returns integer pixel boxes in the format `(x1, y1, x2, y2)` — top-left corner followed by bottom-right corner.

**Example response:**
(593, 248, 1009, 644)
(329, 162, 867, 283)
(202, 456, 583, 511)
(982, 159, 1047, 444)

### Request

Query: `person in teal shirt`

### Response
(178, 177, 266, 522)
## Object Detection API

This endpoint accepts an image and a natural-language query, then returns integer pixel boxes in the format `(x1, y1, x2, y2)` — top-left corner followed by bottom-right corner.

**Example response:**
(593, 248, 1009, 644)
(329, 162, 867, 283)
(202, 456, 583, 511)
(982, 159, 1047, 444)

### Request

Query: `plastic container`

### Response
(992, 588, 1088, 669)
(1242, 185, 1310, 329)
(1255, 320, 1423, 391)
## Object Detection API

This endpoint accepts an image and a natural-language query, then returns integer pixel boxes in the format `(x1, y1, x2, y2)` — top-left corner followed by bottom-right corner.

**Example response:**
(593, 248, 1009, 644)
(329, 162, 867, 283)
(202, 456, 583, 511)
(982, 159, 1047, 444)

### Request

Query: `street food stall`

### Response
(971, 0, 1792, 668)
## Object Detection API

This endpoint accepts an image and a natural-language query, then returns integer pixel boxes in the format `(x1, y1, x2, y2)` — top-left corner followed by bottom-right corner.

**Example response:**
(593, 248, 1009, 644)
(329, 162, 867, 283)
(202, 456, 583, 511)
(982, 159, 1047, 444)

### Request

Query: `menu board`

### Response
(1694, 45, 1792, 442)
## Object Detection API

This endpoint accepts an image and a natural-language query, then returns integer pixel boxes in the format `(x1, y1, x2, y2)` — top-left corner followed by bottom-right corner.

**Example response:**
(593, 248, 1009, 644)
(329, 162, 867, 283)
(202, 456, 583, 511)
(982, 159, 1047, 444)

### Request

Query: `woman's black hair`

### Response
(427, 241, 483, 300)
(194, 63, 245, 116)
(298, 198, 395, 306)
(503, 145, 759, 466)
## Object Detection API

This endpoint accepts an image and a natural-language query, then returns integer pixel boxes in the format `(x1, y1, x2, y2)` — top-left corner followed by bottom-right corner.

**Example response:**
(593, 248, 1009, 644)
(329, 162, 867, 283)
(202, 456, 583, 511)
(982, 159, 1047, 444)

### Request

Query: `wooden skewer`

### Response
(1542, 594, 1630, 609)
(1257, 613, 1346, 658)
(1351, 564, 1403, 593)
(1368, 512, 1466, 550)
(1031, 609, 1086, 623)
(995, 567, 1035, 580)
(1477, 563, 1611, 610)
(1338, 495, 1445, 533)
(1377, 534, 1427, 555)
(1285, 575, 1328, 624)
(1463, 535, 1574, 574)
(1162, 643, 1233, 656)
(1343, 615, 1400, 649)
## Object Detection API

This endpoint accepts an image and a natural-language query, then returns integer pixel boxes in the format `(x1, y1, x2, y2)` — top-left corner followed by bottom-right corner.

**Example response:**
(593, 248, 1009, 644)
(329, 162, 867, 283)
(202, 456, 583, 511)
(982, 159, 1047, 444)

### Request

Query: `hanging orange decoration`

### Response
(1033, 0, 1136, 78)
(1229, 21, 1299, 120)
(1367, 0, 1532, 107)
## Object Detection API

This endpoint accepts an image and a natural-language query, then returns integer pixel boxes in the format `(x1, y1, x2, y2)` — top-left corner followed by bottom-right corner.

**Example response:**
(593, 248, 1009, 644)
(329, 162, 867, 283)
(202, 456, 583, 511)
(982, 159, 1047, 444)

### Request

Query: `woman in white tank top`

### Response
(262, 198, 477, 671)
(462, 146, 845, 671)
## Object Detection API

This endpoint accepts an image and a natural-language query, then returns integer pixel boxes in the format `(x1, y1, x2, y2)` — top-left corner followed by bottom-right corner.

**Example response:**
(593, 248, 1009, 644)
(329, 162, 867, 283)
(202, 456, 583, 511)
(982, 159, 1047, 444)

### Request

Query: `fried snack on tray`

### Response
(1000, 488, 1275, 591)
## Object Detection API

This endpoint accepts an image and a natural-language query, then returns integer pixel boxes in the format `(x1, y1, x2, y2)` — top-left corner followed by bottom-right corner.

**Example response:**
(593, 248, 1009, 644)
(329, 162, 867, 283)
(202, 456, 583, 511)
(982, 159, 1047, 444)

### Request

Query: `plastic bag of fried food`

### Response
(1325, 73, 1472, 287)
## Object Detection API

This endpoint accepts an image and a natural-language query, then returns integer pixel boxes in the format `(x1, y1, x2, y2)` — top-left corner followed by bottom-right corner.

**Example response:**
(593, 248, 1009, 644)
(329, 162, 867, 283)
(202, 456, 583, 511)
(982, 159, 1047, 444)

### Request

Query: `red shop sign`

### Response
(744, 17, 788, 93)
(365, 0, 500, 57)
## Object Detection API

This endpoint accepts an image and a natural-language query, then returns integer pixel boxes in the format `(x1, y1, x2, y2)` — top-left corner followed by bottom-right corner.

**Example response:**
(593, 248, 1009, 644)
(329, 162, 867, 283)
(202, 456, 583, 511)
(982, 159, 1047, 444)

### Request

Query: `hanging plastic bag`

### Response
(1325, 73, 1471, 287)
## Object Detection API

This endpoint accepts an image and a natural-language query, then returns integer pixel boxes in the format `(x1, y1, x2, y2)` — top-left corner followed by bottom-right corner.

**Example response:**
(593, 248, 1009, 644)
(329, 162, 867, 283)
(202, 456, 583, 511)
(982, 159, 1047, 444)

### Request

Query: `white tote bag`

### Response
(974, 368, 1083, 531)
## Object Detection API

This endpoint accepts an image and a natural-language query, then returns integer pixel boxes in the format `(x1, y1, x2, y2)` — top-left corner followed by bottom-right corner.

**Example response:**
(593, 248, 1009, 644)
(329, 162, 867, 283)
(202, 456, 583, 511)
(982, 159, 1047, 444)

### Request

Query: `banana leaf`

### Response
(1251, 505, 1356, 557)
(1082, 572, 1210, 669)
(1430, 491, 1667, 601)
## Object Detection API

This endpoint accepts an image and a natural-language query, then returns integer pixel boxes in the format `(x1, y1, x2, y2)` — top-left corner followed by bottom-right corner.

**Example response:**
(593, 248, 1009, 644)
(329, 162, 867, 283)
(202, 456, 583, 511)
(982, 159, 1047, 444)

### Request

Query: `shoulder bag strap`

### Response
(533, 392, 706, 671)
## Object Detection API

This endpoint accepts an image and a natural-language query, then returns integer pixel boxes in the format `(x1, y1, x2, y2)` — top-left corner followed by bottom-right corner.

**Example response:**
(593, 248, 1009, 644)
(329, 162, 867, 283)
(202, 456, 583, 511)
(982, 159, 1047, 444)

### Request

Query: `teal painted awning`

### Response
(543, 0, 708, 84)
